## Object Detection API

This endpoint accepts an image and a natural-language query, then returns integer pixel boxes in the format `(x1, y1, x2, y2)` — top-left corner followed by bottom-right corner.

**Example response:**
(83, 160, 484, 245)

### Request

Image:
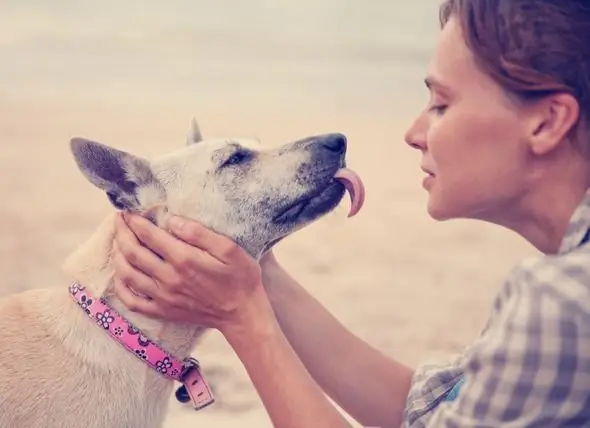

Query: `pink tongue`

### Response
(334, 168, 365, 217)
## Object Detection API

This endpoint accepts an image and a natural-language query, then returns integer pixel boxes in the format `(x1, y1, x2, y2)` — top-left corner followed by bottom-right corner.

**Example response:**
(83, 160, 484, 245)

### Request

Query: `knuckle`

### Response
(117, 267, 135, 286)
(135, 225, 152, 244)
(221, 240, 240, 258)
(116, 240, 138, 263)
(174, 255, 195, 274)
(167, 274, 185, 291)
(185, 224, 202, 241)
(159, 291, 182, 308)
(211, 262, 229, 278)
(123, 247, 139, 266)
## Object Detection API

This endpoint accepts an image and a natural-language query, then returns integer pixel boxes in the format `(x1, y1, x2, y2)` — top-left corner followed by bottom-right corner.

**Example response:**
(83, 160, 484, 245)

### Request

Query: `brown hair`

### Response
(439, 0, 590, 135)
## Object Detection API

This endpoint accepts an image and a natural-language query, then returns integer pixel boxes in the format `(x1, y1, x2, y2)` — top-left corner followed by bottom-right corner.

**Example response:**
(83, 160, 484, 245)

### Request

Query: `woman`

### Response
(111, 0, 590, 426)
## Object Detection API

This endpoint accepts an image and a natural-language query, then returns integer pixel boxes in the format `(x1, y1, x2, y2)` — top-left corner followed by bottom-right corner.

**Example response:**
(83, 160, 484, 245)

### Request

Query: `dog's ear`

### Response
(70, 137, 156, 211)
(186, 118, 203, 145)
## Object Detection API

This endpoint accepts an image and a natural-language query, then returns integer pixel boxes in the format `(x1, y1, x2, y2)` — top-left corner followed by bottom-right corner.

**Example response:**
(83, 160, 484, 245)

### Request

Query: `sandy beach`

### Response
(0, 1, 541, 426)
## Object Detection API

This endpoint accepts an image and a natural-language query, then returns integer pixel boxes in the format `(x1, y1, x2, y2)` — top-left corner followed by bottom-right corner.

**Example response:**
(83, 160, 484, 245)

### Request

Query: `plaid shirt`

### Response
(402, 192, 590, 427)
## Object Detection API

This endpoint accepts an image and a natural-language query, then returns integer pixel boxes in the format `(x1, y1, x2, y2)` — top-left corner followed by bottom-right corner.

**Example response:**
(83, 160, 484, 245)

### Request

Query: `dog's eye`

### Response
(222, 150, 250, 167)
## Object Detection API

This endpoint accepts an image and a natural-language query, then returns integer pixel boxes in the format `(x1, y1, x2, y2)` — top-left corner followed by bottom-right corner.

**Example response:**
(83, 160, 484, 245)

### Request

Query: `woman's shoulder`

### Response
(490, 249, 590, 333)
(520, 246, 590, 301)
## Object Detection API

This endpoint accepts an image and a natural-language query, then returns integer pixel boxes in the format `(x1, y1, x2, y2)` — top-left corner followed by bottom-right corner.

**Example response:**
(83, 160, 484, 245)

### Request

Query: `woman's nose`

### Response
(404, 112, 428, 151)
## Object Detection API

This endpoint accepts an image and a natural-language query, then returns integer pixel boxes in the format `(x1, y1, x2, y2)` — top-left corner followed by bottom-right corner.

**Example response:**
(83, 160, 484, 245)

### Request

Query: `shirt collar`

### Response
(558, 191, 590, 254)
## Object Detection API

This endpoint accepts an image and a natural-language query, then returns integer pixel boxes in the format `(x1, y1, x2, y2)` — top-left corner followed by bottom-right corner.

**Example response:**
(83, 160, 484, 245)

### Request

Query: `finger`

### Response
(124, 213, 206, 264)
(125, 213, 218, 277)
(167, 216, 244, 264)
(114, 214, 179, 283)
(115, 213, 163, 259)
(112, 248, 163, 300)
(113, 243, 198, 310)
(113, 278, 166, 319)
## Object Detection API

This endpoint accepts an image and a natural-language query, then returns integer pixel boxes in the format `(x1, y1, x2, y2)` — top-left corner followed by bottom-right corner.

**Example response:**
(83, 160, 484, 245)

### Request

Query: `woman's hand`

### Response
(111, 213, 271, 335)
(110, 214, 366, 428)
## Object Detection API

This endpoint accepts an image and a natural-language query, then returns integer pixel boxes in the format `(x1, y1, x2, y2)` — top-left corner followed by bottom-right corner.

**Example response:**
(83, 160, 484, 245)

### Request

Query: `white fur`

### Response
(0, 121, 349, 427)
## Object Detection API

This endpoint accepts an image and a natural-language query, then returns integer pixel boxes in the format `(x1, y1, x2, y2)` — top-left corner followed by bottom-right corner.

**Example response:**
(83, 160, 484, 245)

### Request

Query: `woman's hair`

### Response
(440, 0, 590, 136)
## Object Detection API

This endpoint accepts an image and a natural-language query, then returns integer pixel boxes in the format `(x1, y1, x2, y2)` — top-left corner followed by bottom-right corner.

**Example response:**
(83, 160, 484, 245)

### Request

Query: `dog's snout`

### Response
(321, 133, 347, 154)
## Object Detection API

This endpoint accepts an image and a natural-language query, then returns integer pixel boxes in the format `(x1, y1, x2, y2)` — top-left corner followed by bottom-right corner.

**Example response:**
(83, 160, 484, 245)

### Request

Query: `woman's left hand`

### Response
(111, 213, 270, 334)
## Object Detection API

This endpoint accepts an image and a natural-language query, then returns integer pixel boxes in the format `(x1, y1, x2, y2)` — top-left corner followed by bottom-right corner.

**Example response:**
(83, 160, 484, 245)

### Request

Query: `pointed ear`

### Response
(186, 118, 203, 145)
(70, 137, 157, 211)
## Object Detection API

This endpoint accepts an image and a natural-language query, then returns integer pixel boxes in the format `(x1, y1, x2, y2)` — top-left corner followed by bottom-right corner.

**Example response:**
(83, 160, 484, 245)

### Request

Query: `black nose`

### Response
(321, 133, 347, 153)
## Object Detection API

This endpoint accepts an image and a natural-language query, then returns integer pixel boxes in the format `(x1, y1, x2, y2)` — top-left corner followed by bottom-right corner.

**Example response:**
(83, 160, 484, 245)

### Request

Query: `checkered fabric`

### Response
(402, 193, 590, 427)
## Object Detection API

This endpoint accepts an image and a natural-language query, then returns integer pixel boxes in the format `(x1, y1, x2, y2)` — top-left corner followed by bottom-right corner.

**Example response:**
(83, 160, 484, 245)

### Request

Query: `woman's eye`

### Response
(428, 104, 447, 115)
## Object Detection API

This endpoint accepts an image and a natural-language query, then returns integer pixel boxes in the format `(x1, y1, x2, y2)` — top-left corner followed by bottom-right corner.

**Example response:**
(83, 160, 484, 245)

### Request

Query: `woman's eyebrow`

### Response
(424, 76, 451, 92)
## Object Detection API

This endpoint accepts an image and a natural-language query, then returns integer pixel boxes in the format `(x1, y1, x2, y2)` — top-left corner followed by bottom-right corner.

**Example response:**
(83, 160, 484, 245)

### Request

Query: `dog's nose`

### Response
(321, 133, 347, 154)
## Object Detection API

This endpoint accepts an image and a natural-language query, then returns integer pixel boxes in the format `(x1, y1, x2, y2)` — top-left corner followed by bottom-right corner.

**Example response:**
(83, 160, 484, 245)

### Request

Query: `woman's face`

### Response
(405, 17, 534, 223)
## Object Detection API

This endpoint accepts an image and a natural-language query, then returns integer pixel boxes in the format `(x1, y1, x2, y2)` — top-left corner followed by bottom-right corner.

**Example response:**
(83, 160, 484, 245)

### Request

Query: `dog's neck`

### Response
(61, 213, 204, 359)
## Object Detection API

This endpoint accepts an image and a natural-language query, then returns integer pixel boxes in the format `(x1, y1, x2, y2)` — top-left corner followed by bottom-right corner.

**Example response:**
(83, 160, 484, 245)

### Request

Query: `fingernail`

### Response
(168, 216, 185, 231)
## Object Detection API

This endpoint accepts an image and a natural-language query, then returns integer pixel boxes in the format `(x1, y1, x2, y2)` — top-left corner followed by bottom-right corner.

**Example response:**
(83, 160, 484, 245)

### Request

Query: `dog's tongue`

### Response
(334, 168, 365, 217)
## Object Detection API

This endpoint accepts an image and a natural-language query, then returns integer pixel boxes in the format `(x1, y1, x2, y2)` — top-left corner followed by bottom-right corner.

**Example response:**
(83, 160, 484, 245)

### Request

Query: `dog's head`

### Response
(70, 120, 365, 259)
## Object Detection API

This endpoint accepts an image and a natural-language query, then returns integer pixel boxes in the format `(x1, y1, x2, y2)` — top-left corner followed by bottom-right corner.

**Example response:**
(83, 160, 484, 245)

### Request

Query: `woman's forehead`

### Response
(427, 18, 496, 95)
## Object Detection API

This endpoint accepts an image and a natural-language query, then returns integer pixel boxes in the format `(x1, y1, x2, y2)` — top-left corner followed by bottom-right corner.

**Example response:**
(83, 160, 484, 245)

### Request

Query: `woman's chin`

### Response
(426, 195, 462, 221)
(427, 206, 454, 221)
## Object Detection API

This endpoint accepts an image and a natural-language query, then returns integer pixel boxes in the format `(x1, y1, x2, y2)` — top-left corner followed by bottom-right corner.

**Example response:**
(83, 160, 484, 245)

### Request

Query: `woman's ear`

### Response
(526, 92, 580, 155)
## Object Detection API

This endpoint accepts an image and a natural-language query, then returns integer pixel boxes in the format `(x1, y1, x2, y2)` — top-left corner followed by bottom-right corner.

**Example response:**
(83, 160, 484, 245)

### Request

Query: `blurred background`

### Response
(0, 0, 539, 426)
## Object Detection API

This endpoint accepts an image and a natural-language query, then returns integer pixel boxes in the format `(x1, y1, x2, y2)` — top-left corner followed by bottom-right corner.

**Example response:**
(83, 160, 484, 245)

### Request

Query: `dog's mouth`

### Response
(273, 167, 365, 224)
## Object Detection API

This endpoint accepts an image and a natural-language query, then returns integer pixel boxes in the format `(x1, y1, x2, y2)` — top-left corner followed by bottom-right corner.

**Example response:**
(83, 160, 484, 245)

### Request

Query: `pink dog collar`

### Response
(69, 282, 215, 410)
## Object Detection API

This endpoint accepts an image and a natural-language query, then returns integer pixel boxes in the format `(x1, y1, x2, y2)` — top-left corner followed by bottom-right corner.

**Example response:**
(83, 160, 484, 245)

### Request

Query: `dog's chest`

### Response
(65, 391, 171, 428)
(2, 374, 174, 428)
(0, 289, 176, 428)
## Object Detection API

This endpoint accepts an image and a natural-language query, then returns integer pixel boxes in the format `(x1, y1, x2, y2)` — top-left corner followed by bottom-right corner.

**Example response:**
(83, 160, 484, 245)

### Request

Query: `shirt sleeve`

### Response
(401, 353, 465, 427)
(421, 263, 590, 427)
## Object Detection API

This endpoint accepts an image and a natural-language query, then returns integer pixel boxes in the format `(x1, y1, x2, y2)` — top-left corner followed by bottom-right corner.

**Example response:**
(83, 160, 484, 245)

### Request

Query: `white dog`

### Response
(0, 120, 364, 428)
